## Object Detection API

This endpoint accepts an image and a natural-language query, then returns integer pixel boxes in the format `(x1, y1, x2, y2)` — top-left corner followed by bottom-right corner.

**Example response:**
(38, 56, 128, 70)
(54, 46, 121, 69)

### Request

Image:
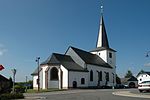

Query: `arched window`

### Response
(90, 70, 93, 81)
(50, 67, 58, 80)
(81, 78, 85, 84)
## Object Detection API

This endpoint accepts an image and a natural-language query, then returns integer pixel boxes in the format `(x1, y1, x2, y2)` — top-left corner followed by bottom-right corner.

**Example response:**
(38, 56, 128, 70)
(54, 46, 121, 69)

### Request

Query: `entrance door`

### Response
(73, 81, 77, 88)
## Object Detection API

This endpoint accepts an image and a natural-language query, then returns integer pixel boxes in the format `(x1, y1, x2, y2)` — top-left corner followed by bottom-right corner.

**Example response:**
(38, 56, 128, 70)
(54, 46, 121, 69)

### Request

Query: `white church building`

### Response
(31, 15, 116, 89)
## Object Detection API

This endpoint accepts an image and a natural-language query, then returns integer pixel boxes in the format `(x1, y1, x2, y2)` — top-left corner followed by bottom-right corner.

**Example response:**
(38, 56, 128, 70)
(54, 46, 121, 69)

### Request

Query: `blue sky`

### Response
(0, 0, 150, 82)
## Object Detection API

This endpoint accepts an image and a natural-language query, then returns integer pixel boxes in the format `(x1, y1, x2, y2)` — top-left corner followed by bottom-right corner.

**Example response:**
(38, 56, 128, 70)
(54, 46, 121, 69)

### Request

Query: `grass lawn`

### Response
(26, 88, 66, 93)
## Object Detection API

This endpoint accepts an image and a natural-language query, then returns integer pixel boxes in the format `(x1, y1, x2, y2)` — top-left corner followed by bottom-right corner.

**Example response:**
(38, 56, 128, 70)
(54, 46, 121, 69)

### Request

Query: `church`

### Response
(31, 11, 116, 89)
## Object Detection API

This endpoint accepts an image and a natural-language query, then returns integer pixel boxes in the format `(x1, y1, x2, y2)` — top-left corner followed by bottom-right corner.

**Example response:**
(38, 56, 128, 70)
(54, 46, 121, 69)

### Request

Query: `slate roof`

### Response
(90, 47, 116, 52)
(97, 16, 109, 48)
(53, 53, 88, 72)
(31, 67, 41, 76)
(136, 71, 150, 77)
(32, 53, 88, 76)
(127, 76, 138, 81)
(0, 74, 9, 82)
(70, 46, 112, 68)
(145, 72, 150, 76)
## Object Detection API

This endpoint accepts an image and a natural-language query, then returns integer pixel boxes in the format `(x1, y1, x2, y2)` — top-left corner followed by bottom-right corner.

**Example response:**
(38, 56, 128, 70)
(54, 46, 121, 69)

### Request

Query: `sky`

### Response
(0, 0, 150, 82)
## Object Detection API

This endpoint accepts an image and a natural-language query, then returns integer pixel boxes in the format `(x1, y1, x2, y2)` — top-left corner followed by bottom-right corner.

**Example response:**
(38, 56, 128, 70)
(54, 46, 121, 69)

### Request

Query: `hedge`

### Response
(0, 93, 24, 100)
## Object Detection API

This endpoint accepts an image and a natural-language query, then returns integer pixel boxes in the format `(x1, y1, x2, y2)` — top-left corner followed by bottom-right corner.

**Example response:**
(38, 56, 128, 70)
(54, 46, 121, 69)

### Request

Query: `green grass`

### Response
(26, 88, 65, 93)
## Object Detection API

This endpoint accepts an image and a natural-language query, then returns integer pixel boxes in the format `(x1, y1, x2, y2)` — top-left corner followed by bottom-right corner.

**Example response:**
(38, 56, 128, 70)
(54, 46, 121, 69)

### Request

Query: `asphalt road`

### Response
(24, 89, 150, 100)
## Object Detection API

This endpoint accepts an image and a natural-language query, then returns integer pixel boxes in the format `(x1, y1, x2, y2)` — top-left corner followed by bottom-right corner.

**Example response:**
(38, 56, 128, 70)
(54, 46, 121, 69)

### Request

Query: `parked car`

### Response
(138, 81, 150, 92)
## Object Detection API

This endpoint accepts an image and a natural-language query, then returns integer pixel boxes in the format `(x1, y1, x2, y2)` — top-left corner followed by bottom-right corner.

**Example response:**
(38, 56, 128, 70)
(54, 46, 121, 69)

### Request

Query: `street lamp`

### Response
(112, 73, 115, 89)
(11, 68, 16, 93)
(36, 57, 40, 91)
(146, 51, 150, 57)
(26, 76, 28, 92)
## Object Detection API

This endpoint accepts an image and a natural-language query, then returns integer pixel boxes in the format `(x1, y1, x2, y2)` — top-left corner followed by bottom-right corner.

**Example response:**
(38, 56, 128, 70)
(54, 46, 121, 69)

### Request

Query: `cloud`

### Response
(0, 44, 7, 56)
(144, 63, 150, 67)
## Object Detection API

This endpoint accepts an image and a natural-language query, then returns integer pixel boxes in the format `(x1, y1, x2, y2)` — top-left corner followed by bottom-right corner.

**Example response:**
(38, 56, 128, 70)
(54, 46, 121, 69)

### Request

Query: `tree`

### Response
(136, 69, 145, 77)
(116, 74, 121, 84)
(125, 70, 133, 78)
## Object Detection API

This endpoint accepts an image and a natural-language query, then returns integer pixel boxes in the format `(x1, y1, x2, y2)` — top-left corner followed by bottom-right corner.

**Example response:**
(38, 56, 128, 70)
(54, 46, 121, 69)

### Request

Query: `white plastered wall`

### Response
(68, 71, 88, 88)
(87, 64, 116, 87)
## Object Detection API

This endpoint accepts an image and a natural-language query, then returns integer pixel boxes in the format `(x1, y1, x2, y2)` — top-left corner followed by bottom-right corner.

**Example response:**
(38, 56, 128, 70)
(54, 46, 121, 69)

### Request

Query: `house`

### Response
(137, 72, 150, 84)
(121, 76, 138, 88)
(31, 13, 116, 89)
(0, 74, 12, 94)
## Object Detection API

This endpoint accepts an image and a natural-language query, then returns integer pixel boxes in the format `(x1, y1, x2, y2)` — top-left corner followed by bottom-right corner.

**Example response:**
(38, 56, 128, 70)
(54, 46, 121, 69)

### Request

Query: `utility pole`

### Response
(36, 57, 40, 91)
(11, 68, 16, 93)
(26, 76, 28, 92)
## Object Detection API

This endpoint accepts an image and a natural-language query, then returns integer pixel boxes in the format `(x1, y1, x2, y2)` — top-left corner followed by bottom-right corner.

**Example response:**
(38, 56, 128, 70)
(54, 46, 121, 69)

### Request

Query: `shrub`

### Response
(0, 93, 24, 100)
(15, 85, 26, 93)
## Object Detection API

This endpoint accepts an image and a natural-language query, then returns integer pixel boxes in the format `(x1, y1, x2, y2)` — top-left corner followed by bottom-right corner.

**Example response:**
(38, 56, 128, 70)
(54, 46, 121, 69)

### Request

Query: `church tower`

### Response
(90, 5, 116, 68)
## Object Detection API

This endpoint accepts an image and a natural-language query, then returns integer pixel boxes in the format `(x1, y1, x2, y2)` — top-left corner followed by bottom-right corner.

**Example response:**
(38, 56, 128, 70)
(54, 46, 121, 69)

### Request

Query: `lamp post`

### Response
(36, 57, 40, 91)
(26, 76, 28, 92)
(11, 68, 16, 93)
(146, 51, 150, 57)
(112, 73, 115, 89)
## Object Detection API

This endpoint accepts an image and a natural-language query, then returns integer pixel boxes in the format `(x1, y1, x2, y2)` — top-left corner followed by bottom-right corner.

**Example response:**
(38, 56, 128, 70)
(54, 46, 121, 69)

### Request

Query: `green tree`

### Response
(125, 70, 133, 78)
(137, 69, 145, 76)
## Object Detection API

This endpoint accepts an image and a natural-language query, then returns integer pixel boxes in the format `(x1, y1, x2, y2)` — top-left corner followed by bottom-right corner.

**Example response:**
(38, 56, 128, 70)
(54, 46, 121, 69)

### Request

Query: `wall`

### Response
(66, 47, 85, 68)
(33, 75, 38, 89)
(69, 71, 88, 88)
(87, 64, 116, 87)
(60, 65, 68, 89)
(41, 65, 48, 89)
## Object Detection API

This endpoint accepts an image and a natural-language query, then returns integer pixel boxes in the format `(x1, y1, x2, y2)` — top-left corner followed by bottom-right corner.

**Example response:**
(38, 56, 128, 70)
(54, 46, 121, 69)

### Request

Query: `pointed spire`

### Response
(96, 2, 109, 48)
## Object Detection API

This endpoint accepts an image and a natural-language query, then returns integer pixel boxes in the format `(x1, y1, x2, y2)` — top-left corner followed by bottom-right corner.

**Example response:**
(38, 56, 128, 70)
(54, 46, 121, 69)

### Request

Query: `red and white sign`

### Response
(0, 64, 4, 71)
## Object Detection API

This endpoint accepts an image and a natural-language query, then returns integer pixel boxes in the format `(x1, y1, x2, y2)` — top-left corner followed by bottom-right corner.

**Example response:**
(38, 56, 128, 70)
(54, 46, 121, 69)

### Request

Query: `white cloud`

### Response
(144, 63, 150, 67)
(0, 44, 7, 56)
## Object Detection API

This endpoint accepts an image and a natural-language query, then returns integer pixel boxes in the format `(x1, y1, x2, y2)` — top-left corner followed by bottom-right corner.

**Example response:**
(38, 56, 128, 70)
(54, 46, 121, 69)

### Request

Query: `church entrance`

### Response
(73, 81, 77, 88)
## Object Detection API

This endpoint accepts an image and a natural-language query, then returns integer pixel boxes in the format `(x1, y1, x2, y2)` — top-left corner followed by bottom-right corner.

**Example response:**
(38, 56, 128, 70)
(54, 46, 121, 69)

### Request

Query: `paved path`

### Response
(23, 89, 150, 100)
(113, 91, 150, 99)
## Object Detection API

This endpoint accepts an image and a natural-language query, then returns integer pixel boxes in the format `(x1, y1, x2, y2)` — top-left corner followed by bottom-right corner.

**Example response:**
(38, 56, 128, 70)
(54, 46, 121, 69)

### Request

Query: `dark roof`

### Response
(34, 53, 88, 72)
(145, 72, 150, 76)
(70, 46, 112, 68)
(97, 16, 109, 48)
(31, 67, 42, 76)
(0, 74, 9, 82)
(136, 71, 150, 77)
(53, 53, 88, 72)
(127, 76, 138, 81)
(90, 47, 116, 52)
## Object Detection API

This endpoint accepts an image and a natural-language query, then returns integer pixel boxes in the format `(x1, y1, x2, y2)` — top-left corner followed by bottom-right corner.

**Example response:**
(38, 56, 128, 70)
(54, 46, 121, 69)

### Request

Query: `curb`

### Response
(112, 91, 150, 99)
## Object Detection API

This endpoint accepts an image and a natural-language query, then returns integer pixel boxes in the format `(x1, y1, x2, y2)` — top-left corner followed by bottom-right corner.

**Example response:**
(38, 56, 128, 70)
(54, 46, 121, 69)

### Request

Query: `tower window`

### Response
(109, 52, 112, 58)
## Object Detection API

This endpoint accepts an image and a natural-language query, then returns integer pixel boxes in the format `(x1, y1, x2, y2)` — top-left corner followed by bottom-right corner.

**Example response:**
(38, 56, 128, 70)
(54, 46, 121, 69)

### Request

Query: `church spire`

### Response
(96, 3, 109, 48)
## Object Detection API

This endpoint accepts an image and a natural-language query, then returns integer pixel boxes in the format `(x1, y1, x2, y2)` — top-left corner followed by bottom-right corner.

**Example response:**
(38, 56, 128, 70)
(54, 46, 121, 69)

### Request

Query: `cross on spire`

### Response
(96, 0, 109, 48)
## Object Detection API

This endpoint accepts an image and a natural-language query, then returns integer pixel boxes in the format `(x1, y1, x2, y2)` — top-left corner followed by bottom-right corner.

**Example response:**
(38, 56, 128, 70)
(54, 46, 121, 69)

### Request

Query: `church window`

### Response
(50, 67, 58, 80)
(106, 72, 109, 81)
(109, 52, 112, 58)
(36, 79, 39, 85)
(81, 78, 85, 84)
(99, 71, 102, 81)
(90, 70, 93, 81)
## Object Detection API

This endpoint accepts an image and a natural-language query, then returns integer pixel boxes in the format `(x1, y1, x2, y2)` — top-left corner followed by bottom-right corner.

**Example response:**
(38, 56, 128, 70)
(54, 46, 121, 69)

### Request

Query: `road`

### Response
(24, 89, 150, 100)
